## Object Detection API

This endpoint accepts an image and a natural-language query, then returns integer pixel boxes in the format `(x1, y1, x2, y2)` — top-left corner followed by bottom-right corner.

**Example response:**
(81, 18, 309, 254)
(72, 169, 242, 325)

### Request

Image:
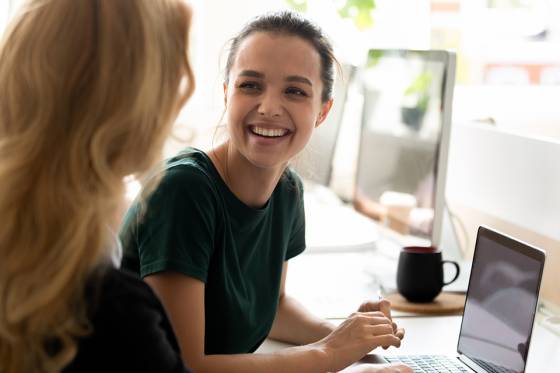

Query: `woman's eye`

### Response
(238, 81, 261, 91)
(285, 87, 308, 97)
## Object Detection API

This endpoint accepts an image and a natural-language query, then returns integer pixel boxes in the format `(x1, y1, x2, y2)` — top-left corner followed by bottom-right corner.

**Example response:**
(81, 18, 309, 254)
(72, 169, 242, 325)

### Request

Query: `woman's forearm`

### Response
(268, 294, 336, 345)
(186, 344, 330, 373)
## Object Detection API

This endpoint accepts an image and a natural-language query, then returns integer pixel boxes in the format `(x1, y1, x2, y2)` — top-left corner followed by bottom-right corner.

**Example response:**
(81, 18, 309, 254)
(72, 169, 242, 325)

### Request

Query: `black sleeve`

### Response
(64, 267, 192, 373)
(286, 169, 306, 260)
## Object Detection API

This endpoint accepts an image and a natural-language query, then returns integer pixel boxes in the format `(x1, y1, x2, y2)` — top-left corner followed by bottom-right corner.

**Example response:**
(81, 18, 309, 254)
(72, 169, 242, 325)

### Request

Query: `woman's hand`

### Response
(357, 299, 405, 343)
(340, 363, 413, 373)
(312, 311, 402, 372)
(357, 299, 392, 316)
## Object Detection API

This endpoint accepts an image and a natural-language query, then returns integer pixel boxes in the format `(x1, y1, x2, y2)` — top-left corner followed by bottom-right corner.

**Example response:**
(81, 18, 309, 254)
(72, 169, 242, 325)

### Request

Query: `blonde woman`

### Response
(0, 0, 195, 372)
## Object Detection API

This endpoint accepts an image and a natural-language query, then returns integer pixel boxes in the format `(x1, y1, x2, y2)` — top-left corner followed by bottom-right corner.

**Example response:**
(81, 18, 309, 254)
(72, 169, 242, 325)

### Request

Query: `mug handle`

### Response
(442, 260, 460, 286)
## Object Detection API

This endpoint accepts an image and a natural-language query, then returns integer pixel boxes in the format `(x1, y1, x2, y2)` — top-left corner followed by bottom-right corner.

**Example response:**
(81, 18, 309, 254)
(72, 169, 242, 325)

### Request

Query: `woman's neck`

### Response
(208, 142, 286, 208)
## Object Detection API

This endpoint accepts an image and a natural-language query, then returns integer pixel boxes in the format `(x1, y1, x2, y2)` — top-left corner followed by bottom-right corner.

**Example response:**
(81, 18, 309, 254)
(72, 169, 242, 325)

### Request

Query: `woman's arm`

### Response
(268, 262, 335, 345)
(146, 272, 330, 373)
(267, 264, 405, 347)
(145, 272, 401, 373)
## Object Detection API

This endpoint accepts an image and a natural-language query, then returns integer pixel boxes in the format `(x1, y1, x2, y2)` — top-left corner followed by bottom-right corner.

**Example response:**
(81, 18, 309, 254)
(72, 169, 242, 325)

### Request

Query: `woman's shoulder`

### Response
(97, 265, 146, 289)
(159, 147, 219, 190)
(82, 265, 173, 330)
(278, 167, 304, 195)
(88, 265, 160, 310)
(142, 147, 221, 204)
(65, 265, 189, 372)
(284, 166, 303, 184)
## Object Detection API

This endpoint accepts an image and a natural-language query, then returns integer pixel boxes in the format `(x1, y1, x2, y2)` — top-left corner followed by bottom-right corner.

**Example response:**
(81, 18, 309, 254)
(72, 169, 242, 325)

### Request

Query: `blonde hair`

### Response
(0, 0, 194, 372)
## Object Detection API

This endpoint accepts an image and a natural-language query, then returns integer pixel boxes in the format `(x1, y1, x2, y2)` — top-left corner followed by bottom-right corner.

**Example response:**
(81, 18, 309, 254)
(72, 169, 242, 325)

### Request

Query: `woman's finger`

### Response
(364, 324, 395, 336)
(368, 333, 402, 348)
(378, 299, 392, 319)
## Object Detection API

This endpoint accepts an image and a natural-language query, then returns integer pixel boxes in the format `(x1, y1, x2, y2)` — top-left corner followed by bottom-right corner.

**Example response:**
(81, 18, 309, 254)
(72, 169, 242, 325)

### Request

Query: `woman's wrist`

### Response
(308, 339, 334, 373)
(318, 320, 336, 338)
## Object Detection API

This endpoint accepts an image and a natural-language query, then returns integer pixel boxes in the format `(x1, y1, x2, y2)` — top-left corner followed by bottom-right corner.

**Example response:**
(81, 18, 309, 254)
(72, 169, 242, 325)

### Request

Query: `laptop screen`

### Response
(458, 227, 545, 373)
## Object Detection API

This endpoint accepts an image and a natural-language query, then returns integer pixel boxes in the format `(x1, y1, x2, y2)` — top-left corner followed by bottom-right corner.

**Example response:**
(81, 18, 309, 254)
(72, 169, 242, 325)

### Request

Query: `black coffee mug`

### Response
(396, 246, 460, 303)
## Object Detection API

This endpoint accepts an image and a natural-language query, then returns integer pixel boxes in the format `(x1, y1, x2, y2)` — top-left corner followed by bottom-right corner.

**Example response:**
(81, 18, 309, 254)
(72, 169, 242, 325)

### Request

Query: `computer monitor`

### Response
(354, 49, 456, 247)
(293, 63, 356, 186)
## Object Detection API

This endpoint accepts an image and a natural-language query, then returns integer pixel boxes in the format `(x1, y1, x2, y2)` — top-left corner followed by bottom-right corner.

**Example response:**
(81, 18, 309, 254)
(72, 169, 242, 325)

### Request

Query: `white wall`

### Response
(447, 121, 560, 242)
(445, 121, 560, 307)
(453, 85, 560, 141)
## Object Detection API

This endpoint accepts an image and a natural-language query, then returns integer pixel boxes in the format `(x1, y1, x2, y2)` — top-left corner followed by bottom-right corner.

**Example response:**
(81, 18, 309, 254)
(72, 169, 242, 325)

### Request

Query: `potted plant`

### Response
(401, 71, 432, 131)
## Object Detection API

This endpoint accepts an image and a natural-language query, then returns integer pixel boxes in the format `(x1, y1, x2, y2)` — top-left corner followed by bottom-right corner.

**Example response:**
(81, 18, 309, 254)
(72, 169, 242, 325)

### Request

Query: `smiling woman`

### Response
(120, 10, 410, 373)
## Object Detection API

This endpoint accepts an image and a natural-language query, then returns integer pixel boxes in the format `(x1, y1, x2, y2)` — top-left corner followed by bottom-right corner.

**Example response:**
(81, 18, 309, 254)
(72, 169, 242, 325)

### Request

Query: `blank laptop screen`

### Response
(458, 230, 544, 373)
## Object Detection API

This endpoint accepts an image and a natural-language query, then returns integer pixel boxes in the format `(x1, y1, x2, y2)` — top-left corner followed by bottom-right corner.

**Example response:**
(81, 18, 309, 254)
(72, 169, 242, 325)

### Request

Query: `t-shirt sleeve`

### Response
(135, 165, 218, 282)
(285, 171, 306, 260)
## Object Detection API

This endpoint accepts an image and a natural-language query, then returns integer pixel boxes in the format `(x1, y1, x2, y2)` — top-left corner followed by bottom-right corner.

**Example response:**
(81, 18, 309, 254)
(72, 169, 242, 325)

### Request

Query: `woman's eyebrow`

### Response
(238, 70, 312, 87)
(286, 75, 312, 86)
(239, 70, 264, 78)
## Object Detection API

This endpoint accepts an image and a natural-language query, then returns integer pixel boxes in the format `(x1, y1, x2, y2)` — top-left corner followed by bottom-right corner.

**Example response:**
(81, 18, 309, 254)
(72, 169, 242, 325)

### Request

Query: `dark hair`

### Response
(225, 10, 337, 103)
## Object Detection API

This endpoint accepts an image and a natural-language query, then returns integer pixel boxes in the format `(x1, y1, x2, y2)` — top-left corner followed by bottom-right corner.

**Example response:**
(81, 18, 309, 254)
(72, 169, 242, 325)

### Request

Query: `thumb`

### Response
(379, 299, 392, 319)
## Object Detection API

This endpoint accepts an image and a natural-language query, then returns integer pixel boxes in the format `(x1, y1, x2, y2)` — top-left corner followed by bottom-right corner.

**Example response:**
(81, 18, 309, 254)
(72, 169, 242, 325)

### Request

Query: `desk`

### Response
(276, 244, 560, 371)
(284, 248, 470, 319)
(257, 314, 560, 372)
(256, 317, 464, 356)
(264, 194, 560, 371)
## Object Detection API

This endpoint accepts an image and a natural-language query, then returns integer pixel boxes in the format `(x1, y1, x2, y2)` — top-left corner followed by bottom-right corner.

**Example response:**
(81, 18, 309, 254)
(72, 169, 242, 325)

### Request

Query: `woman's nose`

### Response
(257, 91, 282, 117)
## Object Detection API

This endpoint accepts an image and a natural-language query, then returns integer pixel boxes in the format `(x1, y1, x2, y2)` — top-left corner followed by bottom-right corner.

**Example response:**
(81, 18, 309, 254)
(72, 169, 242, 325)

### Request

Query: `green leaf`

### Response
(367, 49, 384, 67)
(404, 72, 433, 96)
(285, 0, 307, 12)
(336, 0, 377, 30)
(404, 72, 433, 112)
(355, 8, 374, 30)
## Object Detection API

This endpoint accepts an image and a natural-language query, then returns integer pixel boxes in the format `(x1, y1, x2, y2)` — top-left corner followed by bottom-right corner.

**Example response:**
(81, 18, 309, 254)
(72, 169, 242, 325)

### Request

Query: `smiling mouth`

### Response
(249, 125, 291, 138)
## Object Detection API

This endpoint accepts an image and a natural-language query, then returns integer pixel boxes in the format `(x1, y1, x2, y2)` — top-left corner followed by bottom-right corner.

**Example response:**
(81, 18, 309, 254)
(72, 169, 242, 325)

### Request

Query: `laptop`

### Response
(371, 226, 546, 373)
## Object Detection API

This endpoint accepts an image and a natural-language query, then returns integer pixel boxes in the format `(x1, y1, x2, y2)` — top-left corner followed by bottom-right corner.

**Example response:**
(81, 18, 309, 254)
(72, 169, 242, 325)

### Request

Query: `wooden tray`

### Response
(384, 292, 466, 315)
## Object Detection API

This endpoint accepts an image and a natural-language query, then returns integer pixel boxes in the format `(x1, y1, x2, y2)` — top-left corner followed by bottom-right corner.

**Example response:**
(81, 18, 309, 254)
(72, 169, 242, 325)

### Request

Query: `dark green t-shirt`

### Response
(120, 148, 306, 354)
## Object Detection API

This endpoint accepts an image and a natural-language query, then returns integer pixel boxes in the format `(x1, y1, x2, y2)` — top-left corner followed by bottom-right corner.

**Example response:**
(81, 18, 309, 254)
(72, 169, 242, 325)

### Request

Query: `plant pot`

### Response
(401, 106, 426, 131)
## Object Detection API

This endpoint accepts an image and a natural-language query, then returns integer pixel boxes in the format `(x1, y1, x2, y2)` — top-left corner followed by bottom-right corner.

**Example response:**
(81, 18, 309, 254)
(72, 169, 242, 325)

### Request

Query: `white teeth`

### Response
(252, 126, 288, 137)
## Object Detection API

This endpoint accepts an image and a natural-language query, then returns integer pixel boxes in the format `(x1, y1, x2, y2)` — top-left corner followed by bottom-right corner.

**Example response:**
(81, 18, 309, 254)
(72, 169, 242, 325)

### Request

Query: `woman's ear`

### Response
(315, 99, 333, 128)
(223, 82, 228, 107)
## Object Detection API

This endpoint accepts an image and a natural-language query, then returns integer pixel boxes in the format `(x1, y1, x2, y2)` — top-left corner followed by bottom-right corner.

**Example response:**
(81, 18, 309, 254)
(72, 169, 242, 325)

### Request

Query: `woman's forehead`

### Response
(231, 32, 322, 82)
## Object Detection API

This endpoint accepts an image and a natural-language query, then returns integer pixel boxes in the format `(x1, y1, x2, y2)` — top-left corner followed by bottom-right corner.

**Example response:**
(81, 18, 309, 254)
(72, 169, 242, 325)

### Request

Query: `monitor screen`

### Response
(458, 227, 545, 373)
(354, 50, 455, 245)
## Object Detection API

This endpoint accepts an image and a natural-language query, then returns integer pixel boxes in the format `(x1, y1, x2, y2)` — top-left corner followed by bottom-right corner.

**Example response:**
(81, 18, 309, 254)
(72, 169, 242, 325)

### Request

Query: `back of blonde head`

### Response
(0, 0, 194, 371)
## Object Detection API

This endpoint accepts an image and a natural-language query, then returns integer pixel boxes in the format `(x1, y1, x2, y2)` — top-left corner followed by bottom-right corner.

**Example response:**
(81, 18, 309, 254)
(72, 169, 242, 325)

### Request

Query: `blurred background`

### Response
(180, 0, 560, 146)
(1, 0, 559, 310)
(3, 0, 558, 145)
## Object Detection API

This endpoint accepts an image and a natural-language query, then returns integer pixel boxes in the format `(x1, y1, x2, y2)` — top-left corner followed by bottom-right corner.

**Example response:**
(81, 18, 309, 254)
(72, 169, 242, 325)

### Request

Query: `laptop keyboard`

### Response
(384, 355, 470, 372)
(384, 355, 519, 373)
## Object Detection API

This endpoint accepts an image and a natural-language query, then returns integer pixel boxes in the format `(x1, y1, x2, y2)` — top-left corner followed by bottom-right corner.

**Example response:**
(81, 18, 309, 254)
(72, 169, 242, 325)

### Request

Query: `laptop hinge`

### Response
(458, 355, 487, 373)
